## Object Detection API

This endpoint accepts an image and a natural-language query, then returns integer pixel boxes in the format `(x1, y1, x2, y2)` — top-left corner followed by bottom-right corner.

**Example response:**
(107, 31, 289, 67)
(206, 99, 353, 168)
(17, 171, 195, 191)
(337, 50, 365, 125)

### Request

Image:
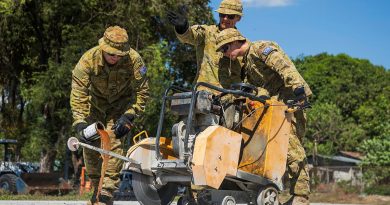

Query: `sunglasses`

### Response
(220, 43, 230, 53)
(219, 13, 236, 20)
(106, 52, 121, 57)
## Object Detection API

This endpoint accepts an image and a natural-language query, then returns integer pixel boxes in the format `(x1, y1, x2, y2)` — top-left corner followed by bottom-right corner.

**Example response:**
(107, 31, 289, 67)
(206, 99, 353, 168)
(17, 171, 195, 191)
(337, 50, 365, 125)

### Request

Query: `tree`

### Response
(295, 53, 390, 154)
(295, 53, 390, 192)
(305, 103, 344, 156)
(0, 0, 213, 173)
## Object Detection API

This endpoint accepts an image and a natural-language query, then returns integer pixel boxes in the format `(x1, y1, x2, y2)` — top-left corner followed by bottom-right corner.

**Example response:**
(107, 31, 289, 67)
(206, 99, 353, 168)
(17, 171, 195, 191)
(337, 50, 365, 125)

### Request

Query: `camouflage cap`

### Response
(98, 26, 130, 56)
(216, 0, 243, 16)
(215, 28, 246, 51)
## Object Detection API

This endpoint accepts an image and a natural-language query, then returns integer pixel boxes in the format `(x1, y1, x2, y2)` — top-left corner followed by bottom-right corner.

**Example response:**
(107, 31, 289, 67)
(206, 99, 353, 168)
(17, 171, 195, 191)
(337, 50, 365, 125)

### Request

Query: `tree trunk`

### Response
(313, 139, 318, 185)
(39, 124, 64, 173)
(39, 148, 57, 173)
(71, 151, 83, 185)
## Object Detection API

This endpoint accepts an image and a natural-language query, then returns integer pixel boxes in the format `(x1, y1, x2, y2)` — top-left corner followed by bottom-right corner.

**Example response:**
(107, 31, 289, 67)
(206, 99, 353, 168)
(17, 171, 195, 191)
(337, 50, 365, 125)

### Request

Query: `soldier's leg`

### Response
(287, 133, 310, 196)
(100, 119, 124, 201)
(84, 110, 105, 204)
(83, 139, 102, 204)
(287, 119, 310, 200)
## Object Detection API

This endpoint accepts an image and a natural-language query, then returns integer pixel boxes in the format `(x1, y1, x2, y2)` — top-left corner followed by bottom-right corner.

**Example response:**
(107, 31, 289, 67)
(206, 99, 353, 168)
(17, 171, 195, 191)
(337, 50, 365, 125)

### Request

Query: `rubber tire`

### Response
(257, 186, 279, 205)
(0, 174, 19, 194)
(221, 196, 236, 205)
(132, 172, 178, 205)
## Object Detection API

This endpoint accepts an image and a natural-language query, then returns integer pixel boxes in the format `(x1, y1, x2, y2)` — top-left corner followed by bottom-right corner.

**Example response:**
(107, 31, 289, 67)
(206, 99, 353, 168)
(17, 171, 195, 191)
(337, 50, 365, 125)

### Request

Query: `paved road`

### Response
(0, 202, 132, 205)
(0, 201, 360, 205)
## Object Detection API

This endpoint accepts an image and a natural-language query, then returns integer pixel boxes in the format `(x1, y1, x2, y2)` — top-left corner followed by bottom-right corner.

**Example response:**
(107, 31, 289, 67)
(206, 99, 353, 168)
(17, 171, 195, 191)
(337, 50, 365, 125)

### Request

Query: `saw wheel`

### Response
(257, 186, 279, 205)
(132, 172, 178, 205)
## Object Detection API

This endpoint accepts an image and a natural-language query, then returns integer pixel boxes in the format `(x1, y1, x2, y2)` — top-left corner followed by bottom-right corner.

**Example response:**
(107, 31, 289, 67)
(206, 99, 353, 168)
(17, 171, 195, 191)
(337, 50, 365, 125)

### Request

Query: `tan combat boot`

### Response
(95, 189, 114, 205)
(285, 195, 309, 205)
(87, 187, 98, 205)
(87, 194, 113, 205)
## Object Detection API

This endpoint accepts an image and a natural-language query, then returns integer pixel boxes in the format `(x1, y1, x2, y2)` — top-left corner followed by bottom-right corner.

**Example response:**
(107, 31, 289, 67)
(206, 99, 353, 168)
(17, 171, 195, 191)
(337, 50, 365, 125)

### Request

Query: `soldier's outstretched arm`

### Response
(166, 5, 205, 46)
(176, 24, 208, 47)
(167, 5, 189, 34)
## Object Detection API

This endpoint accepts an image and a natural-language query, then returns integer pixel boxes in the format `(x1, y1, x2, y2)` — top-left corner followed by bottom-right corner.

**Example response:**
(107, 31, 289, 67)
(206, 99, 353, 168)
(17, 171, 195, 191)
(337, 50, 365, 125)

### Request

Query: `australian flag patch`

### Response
(262, 46, 275, 56)
(140, 66, 147, 76)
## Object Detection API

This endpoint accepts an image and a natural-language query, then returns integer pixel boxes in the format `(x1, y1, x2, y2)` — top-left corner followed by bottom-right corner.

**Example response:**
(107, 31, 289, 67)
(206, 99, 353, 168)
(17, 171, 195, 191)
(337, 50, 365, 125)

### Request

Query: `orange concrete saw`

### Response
(68, 82, 306, 205)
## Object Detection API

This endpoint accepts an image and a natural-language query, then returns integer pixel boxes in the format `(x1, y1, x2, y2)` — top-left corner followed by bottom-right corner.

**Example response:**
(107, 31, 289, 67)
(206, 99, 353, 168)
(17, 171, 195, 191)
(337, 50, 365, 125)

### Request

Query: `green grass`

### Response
(0, 190, 92, 201)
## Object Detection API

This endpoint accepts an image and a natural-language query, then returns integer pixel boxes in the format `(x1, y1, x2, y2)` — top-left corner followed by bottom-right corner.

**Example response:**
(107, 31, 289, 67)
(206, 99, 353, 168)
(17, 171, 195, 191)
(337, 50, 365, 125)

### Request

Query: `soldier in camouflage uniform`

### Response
(70, 26, 149, 205)
(215, 28, 312, 205)
(167, 0, 244, 89)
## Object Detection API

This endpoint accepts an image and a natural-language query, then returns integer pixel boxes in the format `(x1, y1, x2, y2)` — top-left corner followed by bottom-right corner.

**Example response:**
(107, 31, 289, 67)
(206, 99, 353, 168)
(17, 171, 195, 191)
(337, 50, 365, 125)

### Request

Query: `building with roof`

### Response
(308, 151, 363, 185)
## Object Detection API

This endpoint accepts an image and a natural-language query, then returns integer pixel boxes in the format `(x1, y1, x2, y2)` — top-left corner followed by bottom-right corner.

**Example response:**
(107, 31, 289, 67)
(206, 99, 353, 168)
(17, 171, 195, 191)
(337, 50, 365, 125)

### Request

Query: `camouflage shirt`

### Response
(70, 46, 149, 126)
(243, 41, 312, 101)
(176, 24, 243, 90)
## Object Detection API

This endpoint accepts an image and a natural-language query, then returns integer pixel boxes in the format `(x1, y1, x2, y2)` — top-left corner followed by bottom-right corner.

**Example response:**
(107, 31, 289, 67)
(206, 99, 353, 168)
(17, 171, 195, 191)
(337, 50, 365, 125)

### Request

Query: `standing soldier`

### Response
(167, 0, 244, 89)
(70, 26, 149, 205)
(215, 28, 312, 205)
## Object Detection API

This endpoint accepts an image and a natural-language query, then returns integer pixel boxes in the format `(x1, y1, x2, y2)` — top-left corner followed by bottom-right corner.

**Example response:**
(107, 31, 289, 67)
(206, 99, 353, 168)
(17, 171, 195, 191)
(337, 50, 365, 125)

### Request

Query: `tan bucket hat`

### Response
(98, 26, 130, 56)
(216, 0, 243, 16)
(216, 28, 246, 51)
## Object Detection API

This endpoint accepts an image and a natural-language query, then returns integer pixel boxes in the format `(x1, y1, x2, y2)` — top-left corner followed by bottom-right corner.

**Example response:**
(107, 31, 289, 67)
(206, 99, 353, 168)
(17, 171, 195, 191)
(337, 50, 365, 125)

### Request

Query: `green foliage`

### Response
(354, 94, 390, 138)
(0, 190, 91, 200)
(295, 53, 390, 190)
(0, 0, 213, 170)
(296, 53, 389, 117)
(336, 180, 360, 195)
(305, 103, 343, 154)
(358, 136, 390, 188)
(20, 61, 72, 163)
(364, 183, 390, 196)
(295, 53, 390, 153)
(360, 138, 390, 166)
(136, 41, 177, 137)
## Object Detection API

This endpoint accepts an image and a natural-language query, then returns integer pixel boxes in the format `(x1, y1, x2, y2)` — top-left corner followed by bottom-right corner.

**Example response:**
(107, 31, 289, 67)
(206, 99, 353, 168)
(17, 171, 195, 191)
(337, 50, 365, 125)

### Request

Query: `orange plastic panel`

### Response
(239, 99, 291, 182)
(192, 125, 242, 189)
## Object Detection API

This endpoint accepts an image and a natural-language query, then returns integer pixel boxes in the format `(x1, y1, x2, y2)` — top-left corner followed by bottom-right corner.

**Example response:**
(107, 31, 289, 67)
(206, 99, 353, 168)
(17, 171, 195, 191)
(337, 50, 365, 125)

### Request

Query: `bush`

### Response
(364, 184, 390, 196)
(336, 180, 360, 194)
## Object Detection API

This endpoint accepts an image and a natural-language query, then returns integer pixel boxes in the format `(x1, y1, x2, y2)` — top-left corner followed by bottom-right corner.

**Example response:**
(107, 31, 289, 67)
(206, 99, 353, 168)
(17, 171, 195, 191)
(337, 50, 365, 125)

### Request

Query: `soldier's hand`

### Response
(293, 86, 311, 109)
(111, 114, 134, 138)
(167, 6, 188, 34)
(293, 87, 306, 102)
(74, 122, 90, 144)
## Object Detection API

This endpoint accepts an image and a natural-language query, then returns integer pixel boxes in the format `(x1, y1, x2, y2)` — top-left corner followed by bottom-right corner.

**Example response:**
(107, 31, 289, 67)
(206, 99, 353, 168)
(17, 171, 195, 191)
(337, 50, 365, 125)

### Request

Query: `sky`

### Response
(209, 0, 390, 68)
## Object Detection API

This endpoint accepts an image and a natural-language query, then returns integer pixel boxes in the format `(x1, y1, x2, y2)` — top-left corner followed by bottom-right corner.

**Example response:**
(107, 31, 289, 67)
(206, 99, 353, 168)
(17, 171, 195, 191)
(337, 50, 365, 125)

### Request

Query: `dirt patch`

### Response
(310, 192, 390, 205)
(280, 183, 390, 205)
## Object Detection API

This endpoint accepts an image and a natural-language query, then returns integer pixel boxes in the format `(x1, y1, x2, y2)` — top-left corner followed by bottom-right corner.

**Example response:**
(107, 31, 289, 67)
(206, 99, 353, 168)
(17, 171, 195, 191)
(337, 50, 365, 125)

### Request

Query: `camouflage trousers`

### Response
(287, 111, 310, 197)
(83, 114, 124, 196)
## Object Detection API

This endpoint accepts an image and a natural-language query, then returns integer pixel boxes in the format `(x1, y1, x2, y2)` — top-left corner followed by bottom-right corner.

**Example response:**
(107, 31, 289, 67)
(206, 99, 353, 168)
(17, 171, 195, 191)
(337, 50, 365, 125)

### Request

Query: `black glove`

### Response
(111, 114, 135, 138)
(293, 86, 311, 109)
(293, 86, 306, 102)
(167, 6, 189, 34)
(74, 122, 90, 144)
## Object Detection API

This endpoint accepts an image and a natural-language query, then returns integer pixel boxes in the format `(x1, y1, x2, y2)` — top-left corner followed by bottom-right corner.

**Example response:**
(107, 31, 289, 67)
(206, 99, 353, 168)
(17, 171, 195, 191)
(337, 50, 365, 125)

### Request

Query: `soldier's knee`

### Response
(289, 161, 300, 174)
(288, 159, 308, 175)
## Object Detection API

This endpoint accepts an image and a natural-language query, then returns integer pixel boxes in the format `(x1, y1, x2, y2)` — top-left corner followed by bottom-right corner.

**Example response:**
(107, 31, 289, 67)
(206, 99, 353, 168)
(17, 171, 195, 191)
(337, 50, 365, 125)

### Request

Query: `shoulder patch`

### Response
(139, 66, 147, 76)
(262, 46, 275, 56)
